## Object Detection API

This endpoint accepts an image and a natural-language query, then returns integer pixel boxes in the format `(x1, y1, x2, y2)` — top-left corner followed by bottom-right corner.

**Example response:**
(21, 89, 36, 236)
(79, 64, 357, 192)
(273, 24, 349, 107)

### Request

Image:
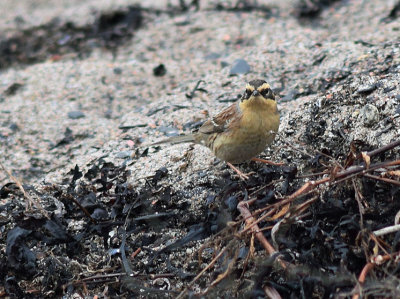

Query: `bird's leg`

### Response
(226, 162, 249, 180)
(251, 157, 284, 166)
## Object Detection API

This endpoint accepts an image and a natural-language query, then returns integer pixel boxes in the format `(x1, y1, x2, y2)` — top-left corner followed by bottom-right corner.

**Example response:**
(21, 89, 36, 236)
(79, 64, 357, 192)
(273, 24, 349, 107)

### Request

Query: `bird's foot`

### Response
(251, 157, 284, 166)
(226, 162, 251, 180)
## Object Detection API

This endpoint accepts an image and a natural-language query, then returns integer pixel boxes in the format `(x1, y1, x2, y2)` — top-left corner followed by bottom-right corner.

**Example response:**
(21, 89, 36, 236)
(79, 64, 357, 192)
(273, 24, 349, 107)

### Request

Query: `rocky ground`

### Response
(1, 0, 400, 298)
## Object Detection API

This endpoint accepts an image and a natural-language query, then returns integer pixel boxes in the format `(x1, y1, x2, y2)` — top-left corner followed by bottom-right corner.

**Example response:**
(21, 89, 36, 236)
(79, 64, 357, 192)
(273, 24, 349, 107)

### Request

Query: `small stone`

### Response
(174, 16, 190, 26)
(157, 126, 179, 137)
(205, 195, 215, 205)
(4, 82, 24, 96)
(238, 246, 249, 260)
(352, 110, 360, 118)
(383, 86, 395, 93)
(357, 83, 377, 94)
(91, 208, 108, 220)
(57, 34, 71, 45)
(115, 151, 131, 159)
(229, 59, 251, 76)
(153, 64, 167, 76)
(68, 111, 85, 119)
(359, 104, 379, 126)
(285, 128, 295, 135)
(204, 52, 221, 60)
(113, 67, 123, 75)
(220, 61, 229, 68)
(9, 123, 19, 131)
(225, 195, 238, 212)
(186, 248, 193, 254)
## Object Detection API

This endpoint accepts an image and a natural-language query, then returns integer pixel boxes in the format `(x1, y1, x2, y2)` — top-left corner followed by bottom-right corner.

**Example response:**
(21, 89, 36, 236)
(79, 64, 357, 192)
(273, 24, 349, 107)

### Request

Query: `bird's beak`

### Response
(252, 90, 260, 97)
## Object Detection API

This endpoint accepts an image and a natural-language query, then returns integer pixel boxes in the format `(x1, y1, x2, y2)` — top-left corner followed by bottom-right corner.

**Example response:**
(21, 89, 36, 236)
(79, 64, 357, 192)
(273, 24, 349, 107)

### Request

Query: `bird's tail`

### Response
(151, 134, 195, 145)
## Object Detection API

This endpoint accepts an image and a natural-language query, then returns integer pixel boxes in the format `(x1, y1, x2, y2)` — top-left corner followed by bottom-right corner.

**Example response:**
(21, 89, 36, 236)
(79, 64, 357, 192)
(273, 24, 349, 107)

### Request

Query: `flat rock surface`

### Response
(1, 0, 400, 298)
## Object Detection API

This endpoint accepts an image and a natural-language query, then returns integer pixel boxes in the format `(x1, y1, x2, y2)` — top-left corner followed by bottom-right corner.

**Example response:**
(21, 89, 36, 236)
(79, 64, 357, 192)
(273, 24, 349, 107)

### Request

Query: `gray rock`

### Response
(67, 111, 85, 119)
(229, 59, 251, 76)
(220, 61, 229, 68)
(357, 83, 377, 94)
(204, 52, 221, 60)
(113, 67, 123, 75)
(157, 126, 179, 137)
(359, 104, 379, 126)
(115, 151, 131, 159)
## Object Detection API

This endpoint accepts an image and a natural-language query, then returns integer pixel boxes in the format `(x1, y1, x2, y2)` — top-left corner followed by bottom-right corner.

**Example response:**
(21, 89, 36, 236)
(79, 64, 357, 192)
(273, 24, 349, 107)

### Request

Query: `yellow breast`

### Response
(239, 96, 279, 136)
(211, 97, 279, 164)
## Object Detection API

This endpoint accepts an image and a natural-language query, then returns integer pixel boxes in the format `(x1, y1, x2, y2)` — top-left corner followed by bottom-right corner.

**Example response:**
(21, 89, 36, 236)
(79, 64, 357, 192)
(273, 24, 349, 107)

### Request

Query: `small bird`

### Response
(153, 79, 280, 179)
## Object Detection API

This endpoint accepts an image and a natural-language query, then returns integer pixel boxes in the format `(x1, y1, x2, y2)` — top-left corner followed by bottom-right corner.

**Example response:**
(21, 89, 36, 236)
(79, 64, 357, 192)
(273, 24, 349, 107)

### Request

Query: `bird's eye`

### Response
(245, 89, 252, 99)
(261, 88, 275, 100)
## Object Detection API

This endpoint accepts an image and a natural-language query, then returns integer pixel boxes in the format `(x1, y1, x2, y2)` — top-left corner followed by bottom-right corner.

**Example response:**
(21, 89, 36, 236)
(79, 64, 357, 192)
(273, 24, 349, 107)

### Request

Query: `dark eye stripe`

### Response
(260, 88, 275, 99)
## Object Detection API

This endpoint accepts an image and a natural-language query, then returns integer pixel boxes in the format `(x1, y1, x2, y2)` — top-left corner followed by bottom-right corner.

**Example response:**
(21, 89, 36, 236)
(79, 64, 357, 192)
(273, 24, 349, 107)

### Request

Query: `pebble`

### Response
(153, 64, 167, 76)
(91, 208, 108, 220)
(220, 61, 229, 68)
(115, 151, 131, 159)
(113, 67, 123, 75)
(174, 16, 190, 26)
(4, 82, 24, 96)
(157, 126, 179, 137)
(356, 83, 377, 94)
(204, 52, 221, 60)
(68, 111, 85, 119)
(359, 104, 379, 126)
(229, 59, 250, 75)
(9, 123, 19, 131)
(238, 246, 249, 260)
(394, 105, 400, 116)
(225, 195, 238, 212)
(285, 128, 295, 135)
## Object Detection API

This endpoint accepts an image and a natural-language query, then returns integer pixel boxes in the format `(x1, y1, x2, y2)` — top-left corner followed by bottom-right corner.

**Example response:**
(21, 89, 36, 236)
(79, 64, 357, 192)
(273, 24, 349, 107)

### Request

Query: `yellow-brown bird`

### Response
(153, 79, 280, 179)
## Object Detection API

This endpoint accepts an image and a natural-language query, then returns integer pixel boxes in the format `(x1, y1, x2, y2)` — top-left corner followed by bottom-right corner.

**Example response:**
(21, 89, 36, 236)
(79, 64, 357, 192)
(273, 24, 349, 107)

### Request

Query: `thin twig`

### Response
(332, 160, 400, 185)
(264, 285, 283, 299)
(296, 170, 330, 179)
(363, 173, 400, 186)
(352, 252, 399, 299)
(130, 248, 142, 259)
(374, 224, 400, 237)
(366, 139, 400, 157)
(0, 161, 50, 219)
(352, 179, 365, 229)
(237, 200, 287, 269)
(352, 262, 374, 299)
(201, 246, 239, 295)
(176, 245, 229, 299)
(242, 159, 400, 236)
(186, 80, 206, 99)
(66, 194, 97, 224)
(251, 157, 285, 166)
(289, 195, 318, 218)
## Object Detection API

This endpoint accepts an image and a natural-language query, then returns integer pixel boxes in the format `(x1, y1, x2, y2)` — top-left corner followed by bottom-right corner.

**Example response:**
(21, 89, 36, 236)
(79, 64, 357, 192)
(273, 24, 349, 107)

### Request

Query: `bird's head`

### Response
(239, 79, 277, 111)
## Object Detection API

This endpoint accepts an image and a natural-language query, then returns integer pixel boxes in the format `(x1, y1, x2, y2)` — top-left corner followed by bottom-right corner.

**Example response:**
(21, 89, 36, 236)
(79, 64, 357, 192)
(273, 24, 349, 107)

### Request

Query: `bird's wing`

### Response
(198, 102, 242, 135)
